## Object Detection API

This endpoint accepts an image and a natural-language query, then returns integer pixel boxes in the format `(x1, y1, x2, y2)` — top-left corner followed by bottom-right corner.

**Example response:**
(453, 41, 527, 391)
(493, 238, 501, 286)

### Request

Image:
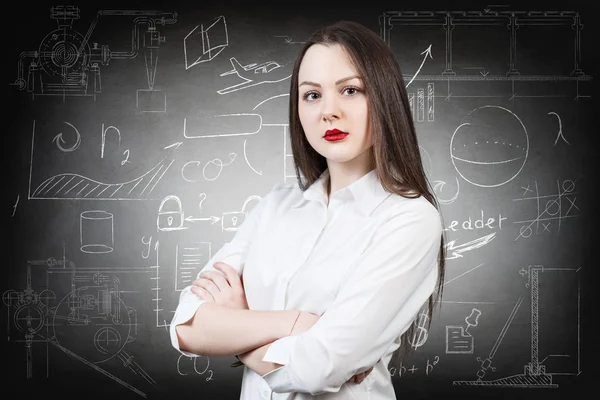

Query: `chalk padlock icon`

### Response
(222, 195, 262, 232)
(157, 195, 184, 231)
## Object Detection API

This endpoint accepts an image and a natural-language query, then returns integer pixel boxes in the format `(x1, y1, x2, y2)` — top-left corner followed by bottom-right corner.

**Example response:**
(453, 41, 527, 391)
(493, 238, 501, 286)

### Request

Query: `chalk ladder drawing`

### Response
(28, 120, 182, 200)
(453, 264, 581, 387)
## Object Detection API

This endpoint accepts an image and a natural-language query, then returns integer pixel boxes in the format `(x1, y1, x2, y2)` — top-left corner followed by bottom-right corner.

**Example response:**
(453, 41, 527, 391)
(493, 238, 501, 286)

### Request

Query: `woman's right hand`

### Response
(288, 311, 379, 384)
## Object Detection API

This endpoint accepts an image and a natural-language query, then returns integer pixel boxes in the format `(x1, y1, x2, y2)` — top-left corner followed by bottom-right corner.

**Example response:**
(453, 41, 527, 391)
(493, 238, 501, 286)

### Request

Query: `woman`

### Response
(171, 20, 446, 399)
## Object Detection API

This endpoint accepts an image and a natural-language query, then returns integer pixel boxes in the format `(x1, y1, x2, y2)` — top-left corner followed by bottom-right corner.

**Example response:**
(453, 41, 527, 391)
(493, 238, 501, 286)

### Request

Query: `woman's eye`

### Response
(343, 87, 360, 96)
(302, 87, 361, 101)
(303, 92, 319, 101)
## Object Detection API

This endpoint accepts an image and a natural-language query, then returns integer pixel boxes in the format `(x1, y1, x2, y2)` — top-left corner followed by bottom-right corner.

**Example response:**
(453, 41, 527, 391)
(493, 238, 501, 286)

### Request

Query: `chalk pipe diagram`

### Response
(10, 5, 177, 102)
(3, 257, 154, 396)
(379, 10, 586, 78)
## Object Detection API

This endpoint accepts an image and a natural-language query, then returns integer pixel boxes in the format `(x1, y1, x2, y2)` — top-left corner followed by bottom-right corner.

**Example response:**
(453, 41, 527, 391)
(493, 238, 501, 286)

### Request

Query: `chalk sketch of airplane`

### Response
(217, 57, 291, 95)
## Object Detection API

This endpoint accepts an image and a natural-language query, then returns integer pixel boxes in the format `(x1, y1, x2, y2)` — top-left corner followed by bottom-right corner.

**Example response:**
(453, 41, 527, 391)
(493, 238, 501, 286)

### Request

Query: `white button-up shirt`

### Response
(170, 168, 442, 399)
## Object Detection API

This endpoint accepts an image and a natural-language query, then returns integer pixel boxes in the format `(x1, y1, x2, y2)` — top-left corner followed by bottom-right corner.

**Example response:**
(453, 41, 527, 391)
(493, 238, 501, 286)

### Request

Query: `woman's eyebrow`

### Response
(299, 75, 362, 88)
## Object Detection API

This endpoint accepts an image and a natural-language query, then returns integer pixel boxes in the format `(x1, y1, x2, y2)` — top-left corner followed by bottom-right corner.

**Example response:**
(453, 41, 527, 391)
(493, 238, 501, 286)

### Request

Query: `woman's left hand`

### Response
(191, 262, 249, 310)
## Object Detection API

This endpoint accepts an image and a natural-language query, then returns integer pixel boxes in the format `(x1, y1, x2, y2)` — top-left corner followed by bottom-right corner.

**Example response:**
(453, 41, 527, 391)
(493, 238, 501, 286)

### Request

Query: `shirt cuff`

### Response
(261, 365, 296, 393)
(169, 296, 206, 357)
(262, 336, 310, 394)
(262, 335, 298, 365)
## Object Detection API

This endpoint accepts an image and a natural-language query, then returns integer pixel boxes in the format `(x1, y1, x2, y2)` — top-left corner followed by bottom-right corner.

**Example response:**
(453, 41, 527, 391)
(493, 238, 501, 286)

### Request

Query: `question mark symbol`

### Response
(198, 193, 207, 212)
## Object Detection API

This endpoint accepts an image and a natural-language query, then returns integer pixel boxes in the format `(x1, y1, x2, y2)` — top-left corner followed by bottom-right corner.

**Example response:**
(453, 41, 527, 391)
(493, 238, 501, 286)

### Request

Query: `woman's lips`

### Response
(324, 129, 349, 142)
(324, 133, 348, 142)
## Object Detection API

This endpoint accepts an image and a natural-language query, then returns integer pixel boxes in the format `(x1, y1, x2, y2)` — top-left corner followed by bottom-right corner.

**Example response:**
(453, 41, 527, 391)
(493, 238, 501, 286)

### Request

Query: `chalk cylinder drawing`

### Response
(80, 210, 114, 254)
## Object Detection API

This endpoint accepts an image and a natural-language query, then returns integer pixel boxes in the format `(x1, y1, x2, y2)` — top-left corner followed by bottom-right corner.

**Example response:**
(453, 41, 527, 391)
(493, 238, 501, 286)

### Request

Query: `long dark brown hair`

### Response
(288, 20, 447, 369)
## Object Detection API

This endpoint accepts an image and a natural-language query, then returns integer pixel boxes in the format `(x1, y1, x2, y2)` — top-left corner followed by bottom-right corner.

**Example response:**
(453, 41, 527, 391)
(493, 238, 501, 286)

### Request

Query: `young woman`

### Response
(171, 20, 446, 399)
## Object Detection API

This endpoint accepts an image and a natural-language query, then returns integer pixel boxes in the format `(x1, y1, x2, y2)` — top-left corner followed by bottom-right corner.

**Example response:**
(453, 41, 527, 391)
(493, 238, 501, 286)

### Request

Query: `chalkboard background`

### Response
(4, 1, 595, 399)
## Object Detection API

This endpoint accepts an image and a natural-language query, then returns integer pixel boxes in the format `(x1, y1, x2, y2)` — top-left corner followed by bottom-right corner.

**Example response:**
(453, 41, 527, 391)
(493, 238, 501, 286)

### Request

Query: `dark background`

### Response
(3, 1, 596, 399)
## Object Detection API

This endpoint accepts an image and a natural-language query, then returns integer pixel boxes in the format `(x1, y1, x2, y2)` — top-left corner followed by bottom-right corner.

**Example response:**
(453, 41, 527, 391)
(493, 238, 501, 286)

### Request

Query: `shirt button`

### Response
(262, 389, 270, 398)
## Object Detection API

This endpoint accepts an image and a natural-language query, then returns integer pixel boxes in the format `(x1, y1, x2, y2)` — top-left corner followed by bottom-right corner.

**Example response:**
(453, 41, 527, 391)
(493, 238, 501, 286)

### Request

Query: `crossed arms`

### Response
(170, 191, 442, 395)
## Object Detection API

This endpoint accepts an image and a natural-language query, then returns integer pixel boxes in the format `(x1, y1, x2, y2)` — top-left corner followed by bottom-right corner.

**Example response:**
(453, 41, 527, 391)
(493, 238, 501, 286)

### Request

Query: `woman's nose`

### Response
(321, 96, 340, 122)
(322, 111, 339, 122)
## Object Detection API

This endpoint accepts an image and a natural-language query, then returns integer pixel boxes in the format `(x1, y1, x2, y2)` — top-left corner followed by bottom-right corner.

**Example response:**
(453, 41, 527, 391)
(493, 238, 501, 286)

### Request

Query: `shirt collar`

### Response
(291, 168, 392, 217)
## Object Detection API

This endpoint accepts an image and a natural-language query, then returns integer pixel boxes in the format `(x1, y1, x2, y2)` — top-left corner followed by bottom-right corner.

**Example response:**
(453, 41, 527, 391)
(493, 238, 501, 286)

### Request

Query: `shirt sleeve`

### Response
(169, 183, 280, 357)
(261, 201, 443, 395)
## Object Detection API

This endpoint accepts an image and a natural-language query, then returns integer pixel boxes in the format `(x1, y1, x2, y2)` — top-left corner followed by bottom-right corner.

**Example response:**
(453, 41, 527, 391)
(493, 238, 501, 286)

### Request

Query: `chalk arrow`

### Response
(433, 177, 460, 205)
(406, 44, 432, 88)
(52, 121, 81, 152)
(185, 216, 221, 224)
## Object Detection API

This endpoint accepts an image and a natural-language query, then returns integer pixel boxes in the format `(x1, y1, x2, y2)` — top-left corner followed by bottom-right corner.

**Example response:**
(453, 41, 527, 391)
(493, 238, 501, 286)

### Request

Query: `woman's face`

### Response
(297, 43, 373, 168)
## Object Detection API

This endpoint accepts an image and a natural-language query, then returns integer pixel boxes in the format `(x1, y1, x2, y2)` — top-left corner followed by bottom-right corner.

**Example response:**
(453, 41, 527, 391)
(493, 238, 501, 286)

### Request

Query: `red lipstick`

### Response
(324, 129, 349, 142)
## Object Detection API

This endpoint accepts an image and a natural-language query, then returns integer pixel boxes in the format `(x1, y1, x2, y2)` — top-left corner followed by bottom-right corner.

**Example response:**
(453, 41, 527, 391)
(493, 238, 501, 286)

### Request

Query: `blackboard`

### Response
(4, 2, 594, 399)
